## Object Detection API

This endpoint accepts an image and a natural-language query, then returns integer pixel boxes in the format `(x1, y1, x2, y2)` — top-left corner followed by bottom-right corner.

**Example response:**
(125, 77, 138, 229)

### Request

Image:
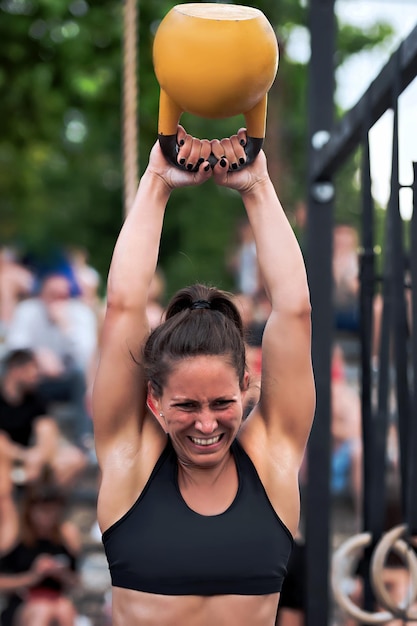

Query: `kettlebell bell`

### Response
(153, 3, 279, 170)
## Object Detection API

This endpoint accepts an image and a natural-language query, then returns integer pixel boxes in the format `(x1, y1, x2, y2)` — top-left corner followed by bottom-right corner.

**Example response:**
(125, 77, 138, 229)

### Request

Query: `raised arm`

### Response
(211, 131, 315, 461)
(93, 129, 212, 463)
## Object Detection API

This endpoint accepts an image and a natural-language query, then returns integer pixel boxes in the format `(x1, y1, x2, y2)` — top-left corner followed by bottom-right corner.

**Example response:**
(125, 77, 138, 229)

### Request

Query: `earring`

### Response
(159, 412, 164, 418)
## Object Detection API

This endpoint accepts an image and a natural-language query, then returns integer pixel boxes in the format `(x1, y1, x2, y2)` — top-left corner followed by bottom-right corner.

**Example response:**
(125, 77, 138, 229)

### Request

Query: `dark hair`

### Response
(143, 284, 247, 396)
(3, 349, 36, 372)
(20, 466, 67, 546)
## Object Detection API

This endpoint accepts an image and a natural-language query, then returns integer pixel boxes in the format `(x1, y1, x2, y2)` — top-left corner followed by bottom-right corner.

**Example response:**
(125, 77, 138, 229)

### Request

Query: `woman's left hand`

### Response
(148, 126, 212, 191)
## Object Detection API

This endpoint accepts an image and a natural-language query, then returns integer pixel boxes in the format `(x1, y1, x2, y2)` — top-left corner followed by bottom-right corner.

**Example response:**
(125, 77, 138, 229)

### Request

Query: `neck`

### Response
(177, 448, 234, 488)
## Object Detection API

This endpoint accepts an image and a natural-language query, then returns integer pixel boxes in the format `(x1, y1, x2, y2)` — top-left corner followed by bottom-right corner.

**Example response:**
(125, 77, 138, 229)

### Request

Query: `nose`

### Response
(195, 411, 218, 435)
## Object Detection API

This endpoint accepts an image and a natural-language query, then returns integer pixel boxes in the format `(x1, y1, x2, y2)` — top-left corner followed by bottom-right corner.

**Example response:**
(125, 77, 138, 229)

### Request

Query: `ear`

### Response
(146, 383, 166, 431)
(241, 371, 250, 393)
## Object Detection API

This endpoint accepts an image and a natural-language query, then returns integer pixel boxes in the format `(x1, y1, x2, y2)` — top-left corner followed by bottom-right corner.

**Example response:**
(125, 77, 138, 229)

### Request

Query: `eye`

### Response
(212, 399, 233, 409)
(174, 402, 196, 411)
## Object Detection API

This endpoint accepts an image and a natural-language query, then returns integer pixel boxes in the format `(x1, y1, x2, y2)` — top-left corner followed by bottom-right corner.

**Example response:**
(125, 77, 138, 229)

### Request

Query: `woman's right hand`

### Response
(210, 129, 270, 195)
(147, 126, 212, 191)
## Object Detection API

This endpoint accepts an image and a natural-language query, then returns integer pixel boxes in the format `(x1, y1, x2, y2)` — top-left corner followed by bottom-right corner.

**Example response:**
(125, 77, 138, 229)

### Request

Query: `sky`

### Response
(336, 0, 417, 218)
(286, 0, 417, 218)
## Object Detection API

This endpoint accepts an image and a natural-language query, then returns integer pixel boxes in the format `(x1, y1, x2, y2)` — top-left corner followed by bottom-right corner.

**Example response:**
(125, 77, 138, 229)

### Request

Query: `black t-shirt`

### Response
(0, 538, 77, 591)
(0, 390, 47, 447)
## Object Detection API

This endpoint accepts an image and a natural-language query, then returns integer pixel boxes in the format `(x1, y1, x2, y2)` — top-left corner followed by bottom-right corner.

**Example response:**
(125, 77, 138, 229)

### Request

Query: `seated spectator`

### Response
(0, 349, 88, 557)
(67, 246, 105, 333)
(5, 272, 98, 450)
(0, 246, 34, 335)
(227, 217, 261, 297)
(331, 344, 362, 518)
(332, 224, 360, 334)
(0, 469, 80, 626)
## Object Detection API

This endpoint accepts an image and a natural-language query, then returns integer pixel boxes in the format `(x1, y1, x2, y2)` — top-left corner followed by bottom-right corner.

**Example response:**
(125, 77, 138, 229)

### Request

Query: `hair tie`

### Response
(190, 299, 211, 310)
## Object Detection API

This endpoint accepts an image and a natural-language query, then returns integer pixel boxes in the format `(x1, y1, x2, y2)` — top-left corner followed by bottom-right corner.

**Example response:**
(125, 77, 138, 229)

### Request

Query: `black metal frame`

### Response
(306, 6, 417, 624)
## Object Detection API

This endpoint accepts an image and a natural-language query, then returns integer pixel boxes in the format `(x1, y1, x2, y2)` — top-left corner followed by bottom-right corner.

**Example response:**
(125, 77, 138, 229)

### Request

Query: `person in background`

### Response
(0, 469, 80, 626)
(0, 247, 34, 338)
(0, 349, 87, 552)
(330, 343, 362, 520)
(6, 272, 98, 451)
(227, 217, 261, 297)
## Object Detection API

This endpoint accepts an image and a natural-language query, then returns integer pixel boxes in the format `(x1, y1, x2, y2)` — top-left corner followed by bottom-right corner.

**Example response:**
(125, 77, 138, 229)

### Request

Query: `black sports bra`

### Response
(102, 438, 293, 595)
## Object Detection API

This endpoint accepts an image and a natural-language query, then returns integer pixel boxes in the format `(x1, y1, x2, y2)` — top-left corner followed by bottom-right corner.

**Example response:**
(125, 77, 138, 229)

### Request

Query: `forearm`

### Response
(0, 571, 37, 592)
(241, 179, 310, 313)
(106, 169, 171, 310)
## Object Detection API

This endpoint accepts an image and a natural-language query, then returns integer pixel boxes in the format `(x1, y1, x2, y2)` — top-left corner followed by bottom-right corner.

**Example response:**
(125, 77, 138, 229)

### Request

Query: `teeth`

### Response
(190, 435, 221, 446)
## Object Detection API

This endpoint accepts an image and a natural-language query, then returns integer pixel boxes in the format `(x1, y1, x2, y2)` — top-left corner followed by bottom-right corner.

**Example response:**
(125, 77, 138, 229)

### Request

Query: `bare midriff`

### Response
(111, 587, 280, 626)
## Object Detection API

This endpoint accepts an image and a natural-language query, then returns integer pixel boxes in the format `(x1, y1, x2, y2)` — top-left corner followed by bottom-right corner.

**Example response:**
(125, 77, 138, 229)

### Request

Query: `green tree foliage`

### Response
(0, 0, 394, 296)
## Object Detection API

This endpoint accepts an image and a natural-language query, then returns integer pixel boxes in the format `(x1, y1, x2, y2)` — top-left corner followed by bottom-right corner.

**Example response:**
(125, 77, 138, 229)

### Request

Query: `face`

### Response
(29, 501, 62, 534)
(17, 361, 40, 391)
(41, 275, 71, 303)
(150, 355, 248, 468)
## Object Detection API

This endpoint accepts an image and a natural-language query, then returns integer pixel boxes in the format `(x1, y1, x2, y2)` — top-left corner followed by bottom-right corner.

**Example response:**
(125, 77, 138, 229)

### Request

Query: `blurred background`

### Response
(1, 0, 413, 298)
(1, 1, 417, 625)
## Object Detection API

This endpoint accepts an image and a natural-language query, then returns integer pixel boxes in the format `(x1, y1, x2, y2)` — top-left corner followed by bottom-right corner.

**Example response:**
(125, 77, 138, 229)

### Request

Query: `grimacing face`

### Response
(150, 354, 249, 469)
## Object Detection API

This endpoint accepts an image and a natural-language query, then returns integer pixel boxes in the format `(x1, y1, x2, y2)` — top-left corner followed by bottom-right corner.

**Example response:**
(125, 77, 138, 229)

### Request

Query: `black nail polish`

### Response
(204, 164, 210, 172)
(232, 163, 238, 170)
(240, 139, 246, 146)
(197, 157, 204, 165)
(187, 163, 194, 171)
(220, 158, 227, 168)
(239, 157, 245, 165)
(179, 139, 185, 146)
(179, 158, 186, 165)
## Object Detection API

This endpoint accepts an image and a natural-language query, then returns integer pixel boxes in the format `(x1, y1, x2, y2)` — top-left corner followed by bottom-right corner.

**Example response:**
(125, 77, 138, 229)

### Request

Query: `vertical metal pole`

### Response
(408, 161, 417, 534)
(305, 1, 335, 625)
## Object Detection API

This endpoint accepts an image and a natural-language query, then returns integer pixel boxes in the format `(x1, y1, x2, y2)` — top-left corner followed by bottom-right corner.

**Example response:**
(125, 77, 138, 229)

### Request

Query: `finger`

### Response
(177, 133, 193, 166)
(176, 125, 187, 145)
(220, 137, 241, 171)
(200, 139, 212, 165)
(213, 154, 229, 177)
(185, 138, 204, 171)
(230, 134, 246, 167)
(210, 138, 225, 162)
(237, 128, 247, 147)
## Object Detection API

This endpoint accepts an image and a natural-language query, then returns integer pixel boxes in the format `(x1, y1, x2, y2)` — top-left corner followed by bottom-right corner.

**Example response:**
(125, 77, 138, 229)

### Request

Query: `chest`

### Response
(103, 450, 293, 595)
(0, 396, 38, 444)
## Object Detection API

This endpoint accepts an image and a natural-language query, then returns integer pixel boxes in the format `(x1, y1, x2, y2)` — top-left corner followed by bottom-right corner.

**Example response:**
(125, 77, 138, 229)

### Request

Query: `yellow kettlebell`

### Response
(152, 3, 279, 169)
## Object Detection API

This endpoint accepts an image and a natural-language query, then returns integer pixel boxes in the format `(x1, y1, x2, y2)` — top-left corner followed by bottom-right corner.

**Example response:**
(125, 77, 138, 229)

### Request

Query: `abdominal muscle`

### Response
(111, 587, 280, 626)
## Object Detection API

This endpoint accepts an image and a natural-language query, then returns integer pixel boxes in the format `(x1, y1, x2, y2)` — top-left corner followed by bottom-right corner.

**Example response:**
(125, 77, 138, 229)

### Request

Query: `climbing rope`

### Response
(122, 0, 139, 216)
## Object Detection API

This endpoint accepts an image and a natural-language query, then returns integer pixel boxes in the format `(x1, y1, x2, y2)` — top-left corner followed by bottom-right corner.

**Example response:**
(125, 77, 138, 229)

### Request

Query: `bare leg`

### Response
(15, 599, 56, 626)
(51, 443, 88, 488)
(54, 596, 78, 625)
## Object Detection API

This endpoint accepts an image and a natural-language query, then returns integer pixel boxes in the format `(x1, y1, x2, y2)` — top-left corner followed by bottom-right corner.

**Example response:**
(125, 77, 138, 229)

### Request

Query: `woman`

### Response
(0, 473, 80, 625)
(93, 126, 315, 626)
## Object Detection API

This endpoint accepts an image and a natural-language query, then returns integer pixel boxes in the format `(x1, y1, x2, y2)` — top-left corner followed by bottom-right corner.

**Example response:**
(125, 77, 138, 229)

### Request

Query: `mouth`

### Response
(188, 434, 224, 447)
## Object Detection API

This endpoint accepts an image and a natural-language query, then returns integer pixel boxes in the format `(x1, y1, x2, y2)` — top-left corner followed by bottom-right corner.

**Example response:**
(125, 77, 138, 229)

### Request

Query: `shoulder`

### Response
(14, 298, 41, 313)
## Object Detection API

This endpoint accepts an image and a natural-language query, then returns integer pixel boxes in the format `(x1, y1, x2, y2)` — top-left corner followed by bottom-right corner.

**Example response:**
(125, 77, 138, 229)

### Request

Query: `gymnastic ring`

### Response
(371, 524, 417, 620)
(332, 532, 394, 624)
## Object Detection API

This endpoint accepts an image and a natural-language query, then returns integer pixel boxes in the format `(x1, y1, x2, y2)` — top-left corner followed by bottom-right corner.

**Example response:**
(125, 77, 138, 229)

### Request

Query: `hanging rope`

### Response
(122, 0, 139, 216)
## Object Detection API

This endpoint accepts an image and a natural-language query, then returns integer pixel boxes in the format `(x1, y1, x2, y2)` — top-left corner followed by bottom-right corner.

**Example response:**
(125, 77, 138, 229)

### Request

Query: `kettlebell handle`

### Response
(158, 133, 264, 172)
